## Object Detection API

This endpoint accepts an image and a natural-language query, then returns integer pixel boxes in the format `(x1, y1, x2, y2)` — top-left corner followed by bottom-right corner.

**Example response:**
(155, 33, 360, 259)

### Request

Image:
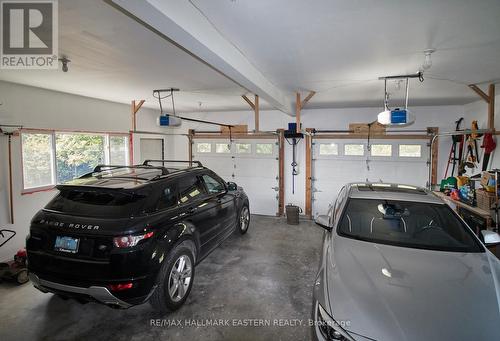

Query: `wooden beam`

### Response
(305, 128, 313, 218)
(254, 95, 260, 133)
(190, 132, 276, 139)
(468, 84, 490, 103)
(301, 91, 316, 109)
(488, 84, 495, 130)
(277, 129, 285, 216)
(241, 95, 255, 110)
(296, 92, 301, 133)
(313, 134, 430, 140)
(429, 127, 439, 187)
(131, 99, 145, 131)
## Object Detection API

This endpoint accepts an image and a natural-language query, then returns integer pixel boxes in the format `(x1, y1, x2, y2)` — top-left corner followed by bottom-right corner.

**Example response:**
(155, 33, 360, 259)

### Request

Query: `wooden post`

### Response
(131, 100, 145, 131)
(277, 128, 285, 216)
(255, 95, 260, 132)
(468, 83, 495, 131)
(489, 84, 495, 131)
(429, 127, 439, 187)
(296, 93, 301, 133)
(305, 128, 313, 218)
(242, 94, 260, 132)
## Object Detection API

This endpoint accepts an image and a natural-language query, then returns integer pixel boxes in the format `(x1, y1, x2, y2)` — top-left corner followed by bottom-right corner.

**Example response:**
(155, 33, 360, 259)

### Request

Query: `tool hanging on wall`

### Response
(0, 124, 23, 225)
(284, 123, 303, 194)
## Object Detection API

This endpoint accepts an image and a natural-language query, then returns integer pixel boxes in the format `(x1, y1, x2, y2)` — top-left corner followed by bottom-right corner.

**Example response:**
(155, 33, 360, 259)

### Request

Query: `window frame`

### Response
(20, 129, 130, 194)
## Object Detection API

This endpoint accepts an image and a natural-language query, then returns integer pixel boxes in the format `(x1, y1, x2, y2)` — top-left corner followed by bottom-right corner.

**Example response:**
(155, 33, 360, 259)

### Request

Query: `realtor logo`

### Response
(1, 0, 58, 69)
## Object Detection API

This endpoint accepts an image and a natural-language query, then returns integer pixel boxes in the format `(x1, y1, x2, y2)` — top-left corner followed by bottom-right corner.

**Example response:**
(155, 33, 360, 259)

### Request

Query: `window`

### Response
(177, 176, 206, 204)
(21, 133, 54, 189)
(56, 133, 105, 183)
(157, 184, 178, 210)
(196, 143, 212, 153)
(370, 144, 392, 157)
(215, 143, 231, 153)
(344, 144, 364, 156)
(236, 143, 251, 154)
(21, 131, 130, 192)
(399, 144, 421, 157)
(256, 143, 273, 155)
(110, 136, 129, 164)
(319, 143, 338, 156)
(338, 199, 483, 253)
(202, 174, 225, 194)
(46, 187, 152, 218)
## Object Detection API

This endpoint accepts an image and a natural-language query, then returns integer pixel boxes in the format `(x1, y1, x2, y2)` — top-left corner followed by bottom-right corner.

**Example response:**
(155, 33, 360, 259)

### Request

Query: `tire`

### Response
(238, 204, 250, 235)
(149, 240, 195, 312)
(16, 269, 29, 284)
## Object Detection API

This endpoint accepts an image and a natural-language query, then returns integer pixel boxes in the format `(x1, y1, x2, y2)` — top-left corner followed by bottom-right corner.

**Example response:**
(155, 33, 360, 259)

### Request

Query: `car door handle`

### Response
(216, 198, 222, 204)
(187, 207, 197, 214)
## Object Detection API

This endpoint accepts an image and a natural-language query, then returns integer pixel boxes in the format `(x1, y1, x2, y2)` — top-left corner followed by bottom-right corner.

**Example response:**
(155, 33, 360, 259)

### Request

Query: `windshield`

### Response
(338, 199, 483, 253)
(45, 188, 152, 218)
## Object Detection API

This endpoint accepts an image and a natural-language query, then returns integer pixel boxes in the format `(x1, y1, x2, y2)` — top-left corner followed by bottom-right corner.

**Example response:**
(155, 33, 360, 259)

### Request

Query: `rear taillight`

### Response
(113, 231, 154, 248)
(108, 282, 133, 291)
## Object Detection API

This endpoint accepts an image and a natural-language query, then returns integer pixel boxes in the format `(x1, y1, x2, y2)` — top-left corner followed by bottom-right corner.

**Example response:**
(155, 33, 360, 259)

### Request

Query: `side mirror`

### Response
(481, 230, 500, 245)
(227, 182, 238, 191)
(315, 215, 332, 231)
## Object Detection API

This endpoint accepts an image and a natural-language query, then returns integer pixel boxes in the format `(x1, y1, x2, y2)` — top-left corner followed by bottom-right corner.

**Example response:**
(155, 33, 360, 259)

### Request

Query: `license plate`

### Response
(54, 236, 80, 253)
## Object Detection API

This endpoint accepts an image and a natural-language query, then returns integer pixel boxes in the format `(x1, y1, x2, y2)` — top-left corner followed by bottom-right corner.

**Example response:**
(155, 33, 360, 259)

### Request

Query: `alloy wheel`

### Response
(167, 255, 192, 302)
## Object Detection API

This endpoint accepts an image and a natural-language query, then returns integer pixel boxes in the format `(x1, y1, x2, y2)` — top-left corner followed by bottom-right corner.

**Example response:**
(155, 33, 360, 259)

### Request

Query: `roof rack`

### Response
(90, 164, 169, 175)
(142, 160, 203, 167)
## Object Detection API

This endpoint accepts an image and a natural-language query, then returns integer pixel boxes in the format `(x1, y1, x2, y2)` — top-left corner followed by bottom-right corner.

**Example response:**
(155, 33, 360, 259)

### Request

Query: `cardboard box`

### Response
(480, 171, 495, 192)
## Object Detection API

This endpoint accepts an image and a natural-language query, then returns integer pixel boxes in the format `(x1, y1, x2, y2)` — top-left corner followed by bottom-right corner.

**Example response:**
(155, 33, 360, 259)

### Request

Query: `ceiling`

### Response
(1, 0, 499, 112)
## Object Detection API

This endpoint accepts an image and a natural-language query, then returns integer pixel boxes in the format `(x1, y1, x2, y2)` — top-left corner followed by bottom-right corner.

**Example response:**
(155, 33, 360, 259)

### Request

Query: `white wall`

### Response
(171, 105, 466, 211)
(0, 81, 170, 260)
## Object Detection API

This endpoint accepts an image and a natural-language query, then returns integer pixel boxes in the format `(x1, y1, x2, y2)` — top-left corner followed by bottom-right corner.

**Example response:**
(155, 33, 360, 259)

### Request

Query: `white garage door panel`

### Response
(312, 139, 429, 216)
(193, 139, 279, 216)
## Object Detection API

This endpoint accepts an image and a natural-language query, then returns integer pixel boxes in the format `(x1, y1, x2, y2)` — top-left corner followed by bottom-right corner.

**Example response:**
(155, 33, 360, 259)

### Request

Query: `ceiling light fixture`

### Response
(58, 57, 71, 72)
(421, 48, 436, 71)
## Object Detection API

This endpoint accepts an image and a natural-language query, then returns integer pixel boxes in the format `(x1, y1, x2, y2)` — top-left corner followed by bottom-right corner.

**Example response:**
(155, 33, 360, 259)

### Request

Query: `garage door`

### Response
(193, 139, 279, 216)
(312, 138, 429, 216)
(140, 138, 164, 163)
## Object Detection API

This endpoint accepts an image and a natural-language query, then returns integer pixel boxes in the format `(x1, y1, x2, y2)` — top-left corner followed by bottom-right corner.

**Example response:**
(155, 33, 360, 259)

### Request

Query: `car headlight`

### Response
(317, 302, 354, 341)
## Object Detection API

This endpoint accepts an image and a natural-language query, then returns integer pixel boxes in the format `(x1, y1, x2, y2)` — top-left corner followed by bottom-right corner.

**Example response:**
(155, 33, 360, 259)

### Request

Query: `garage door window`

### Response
(370, 144, 392, 157)
(256, 143, 273, 154)
(21, 133, 55, 190)
(319, 143, 338, 155)
(236, 143, 251, 154)
(399, 145, 421, 157)
(344, 144, 365, 156)
(196, 143, 212, 153)
(215, 143, 231, 153)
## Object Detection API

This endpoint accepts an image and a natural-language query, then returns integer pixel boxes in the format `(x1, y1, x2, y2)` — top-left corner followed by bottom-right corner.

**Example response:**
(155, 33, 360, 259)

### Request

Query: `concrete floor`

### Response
(0, 216, 323, 341)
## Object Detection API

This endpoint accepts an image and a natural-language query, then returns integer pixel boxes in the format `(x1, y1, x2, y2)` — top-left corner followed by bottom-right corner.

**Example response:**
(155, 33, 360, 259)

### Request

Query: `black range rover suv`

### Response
(27, 160, 250, 311)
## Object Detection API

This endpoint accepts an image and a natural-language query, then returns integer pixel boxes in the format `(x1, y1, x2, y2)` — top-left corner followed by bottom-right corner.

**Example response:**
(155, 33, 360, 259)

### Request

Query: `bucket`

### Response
(285, 204, 302, 225)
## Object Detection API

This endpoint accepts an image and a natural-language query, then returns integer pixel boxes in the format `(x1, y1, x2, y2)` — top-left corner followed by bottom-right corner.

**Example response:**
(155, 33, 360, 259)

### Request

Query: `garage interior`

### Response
(1, 0, 500, 340)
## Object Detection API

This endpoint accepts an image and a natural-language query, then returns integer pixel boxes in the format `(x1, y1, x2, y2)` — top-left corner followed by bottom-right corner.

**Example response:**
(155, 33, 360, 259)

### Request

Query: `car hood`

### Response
(326, 236, 500, 341)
